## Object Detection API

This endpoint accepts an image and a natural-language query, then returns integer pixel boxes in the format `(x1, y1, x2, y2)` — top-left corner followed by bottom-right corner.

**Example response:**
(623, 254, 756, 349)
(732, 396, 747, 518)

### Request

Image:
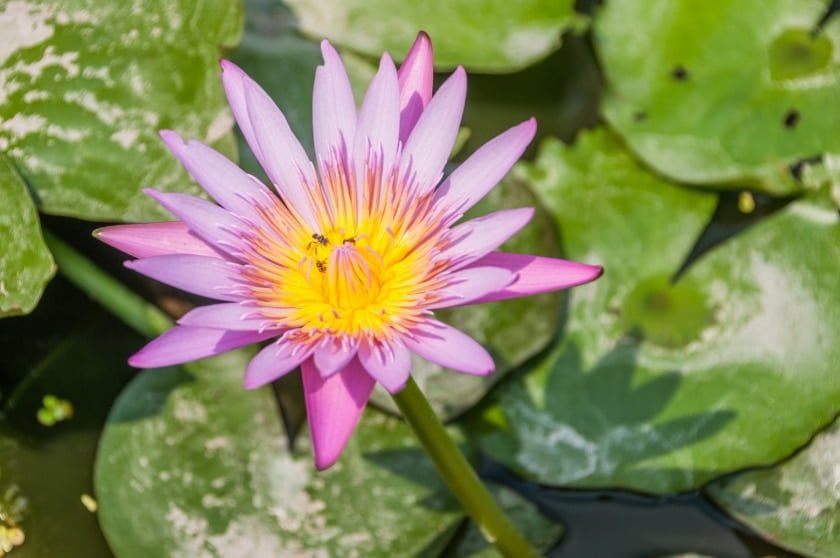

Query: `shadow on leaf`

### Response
(481, 338, 736, 489)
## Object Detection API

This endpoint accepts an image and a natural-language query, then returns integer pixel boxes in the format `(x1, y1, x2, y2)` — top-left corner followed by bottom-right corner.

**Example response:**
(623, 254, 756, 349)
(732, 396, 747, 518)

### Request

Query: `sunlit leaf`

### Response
(0, 154, 53, 317)
(0, 0, 243, 221)
(708, 417, 840, 558)
(285, 0, 581, 73)
(594, 0, 840, 194)
(95, 349, 463, 557)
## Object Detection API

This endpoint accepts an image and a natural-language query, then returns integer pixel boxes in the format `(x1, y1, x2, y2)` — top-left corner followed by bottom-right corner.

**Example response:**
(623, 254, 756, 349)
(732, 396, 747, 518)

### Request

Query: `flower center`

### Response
(305, 233, 383, 311)
(242, 161, 452, 340)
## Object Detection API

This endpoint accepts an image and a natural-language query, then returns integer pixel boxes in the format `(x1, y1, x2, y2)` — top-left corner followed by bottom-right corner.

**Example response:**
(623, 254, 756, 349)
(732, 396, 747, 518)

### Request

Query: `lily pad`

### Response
(475, 128, 840, 493)
(594, 0, 840, 194)
(284, 0, 580, 73)
(0, 0, 243, 221)
(371, 173, 564, 420)
(708, 417, 840, 558)
(0, 154, 53, 317)
(95, 348, 465, 557)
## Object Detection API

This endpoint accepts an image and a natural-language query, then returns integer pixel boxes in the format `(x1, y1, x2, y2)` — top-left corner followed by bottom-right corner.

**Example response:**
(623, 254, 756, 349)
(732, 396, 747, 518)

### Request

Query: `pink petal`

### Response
(439, 207, 534, 269)
(354, 53, 400, 187)
(434, 118, 537, 219)
(242, 70, 319, 229)
(178, 302, 268, 331)
(313, 336, 358, 377)
(125, 255, 242, 302)
(243, 337, 315, 389)
(358, 338, 412, 393)
(429, 266, 515, 309)
(220, 60, 265, 164)
(399, 66, 466, 195)
(144, 189, 245, 257)
(302, 357, 375, 470)
(466, 252, 604, 303)
(94, 222, 220, 259)
(313, 41, 356, 168)
(128, 326, 276, 368)
(158, 130, 271, 221)
(397, 31, 434, 143)
(402, 319, 494, 376)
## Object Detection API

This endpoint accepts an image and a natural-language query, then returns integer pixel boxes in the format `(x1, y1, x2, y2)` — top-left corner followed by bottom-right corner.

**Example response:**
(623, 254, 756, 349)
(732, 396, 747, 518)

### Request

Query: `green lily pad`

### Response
(0, 0, 243, 221)
(284, 0, 580, 73)
(0, 155, 54, 317)
(594, 0, 840, 194)
(95, 348, 466, 557)
(371, 172, 564, 420)
(475, 128, 840, 493)
(708, 417, 840, 558)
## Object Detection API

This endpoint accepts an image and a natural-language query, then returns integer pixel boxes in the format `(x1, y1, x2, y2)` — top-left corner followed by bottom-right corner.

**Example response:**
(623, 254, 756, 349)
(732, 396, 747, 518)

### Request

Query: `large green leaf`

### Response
(0, 0, 243, 221)
(0, 154, 53, 317)
(95, 347, 562, 556)
(371, 173, 564, 420)
(594, 0, 840, 195)
(285, 0, 580, 73)
(708, 417, 840, 558)
(95, 349, 464, 557)
(475, 128, 840, 493)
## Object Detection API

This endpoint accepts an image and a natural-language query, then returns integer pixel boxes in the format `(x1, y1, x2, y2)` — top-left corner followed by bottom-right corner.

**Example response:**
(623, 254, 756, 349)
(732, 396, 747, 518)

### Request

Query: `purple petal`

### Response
(439, 207, 534, 269)
(178, 302, 268, 331)
(402, 319, 494, 376)
(159, 130, 271, 221)
(144, 189, 245, 257)
(465, 252, 604, 303)
(354, 53, 400, 186)
(313, 336, 358, 377)
(400, 67, 466, 195)
(358, 338, 412, 393)
(313, 41, 356, 168)
(220, 60, 265, 164)
(241, 70, 319, 229)
(302, 357, 375, 470)
(125, 255, 242, 302)
(94, 222, 220, 259)
(429, 266, 515, 309)
(243, 337, 315, 389)
(129, 326, 275, 368)
(397, 31, 434, 143)
(434, 118, 536, 219)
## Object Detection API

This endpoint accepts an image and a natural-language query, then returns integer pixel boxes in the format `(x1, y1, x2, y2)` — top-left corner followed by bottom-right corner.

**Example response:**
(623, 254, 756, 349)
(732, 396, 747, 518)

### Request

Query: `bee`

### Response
(308, 233, 330, 251)
(342, 236, 356, 245)
(315, 260, 327, 273)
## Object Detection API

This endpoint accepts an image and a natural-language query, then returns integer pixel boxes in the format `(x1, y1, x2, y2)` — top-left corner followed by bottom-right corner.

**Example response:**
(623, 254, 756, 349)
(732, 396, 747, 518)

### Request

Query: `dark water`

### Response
(480, 460, 798, 558)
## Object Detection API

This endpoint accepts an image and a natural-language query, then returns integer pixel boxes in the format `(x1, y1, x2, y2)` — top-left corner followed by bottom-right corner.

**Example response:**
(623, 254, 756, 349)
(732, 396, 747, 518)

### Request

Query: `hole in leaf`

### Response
(671, 65, 689, 81)
(783, 109, 801, 129)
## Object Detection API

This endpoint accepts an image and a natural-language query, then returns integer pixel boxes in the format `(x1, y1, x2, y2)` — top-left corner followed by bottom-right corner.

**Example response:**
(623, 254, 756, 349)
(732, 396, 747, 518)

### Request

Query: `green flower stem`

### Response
(392, 377, 540, 558)
(43, 229, 172, 338)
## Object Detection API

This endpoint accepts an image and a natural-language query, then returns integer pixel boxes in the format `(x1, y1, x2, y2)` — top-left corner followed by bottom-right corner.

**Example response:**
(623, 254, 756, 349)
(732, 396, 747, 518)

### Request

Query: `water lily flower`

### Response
(96, 33, 602, 469)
